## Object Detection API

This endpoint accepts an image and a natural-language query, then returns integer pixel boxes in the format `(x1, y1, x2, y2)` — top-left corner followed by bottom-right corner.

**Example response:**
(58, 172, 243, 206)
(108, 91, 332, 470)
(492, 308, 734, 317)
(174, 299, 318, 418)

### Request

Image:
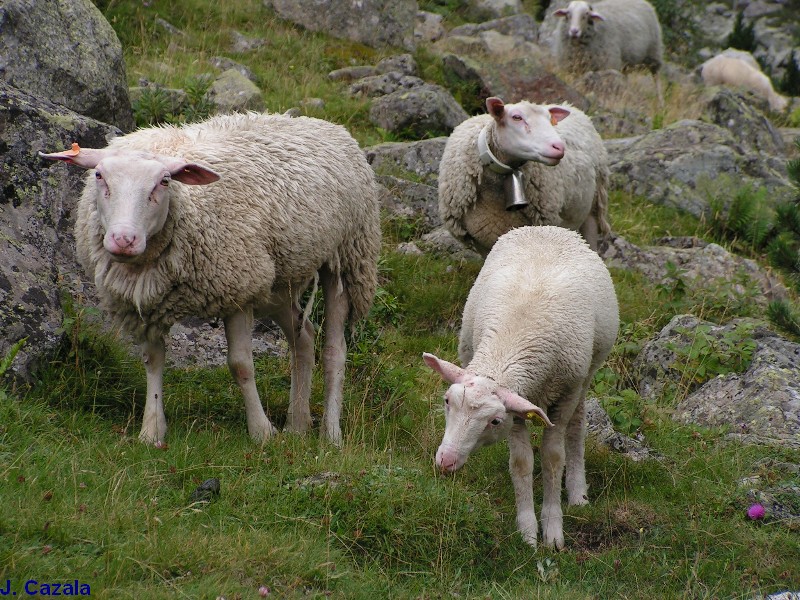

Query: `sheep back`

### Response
(458, 225, 619, 407)
(438, 106, 609, 254)
(556, 0, 663, 74)
(76, 112, 380, 341)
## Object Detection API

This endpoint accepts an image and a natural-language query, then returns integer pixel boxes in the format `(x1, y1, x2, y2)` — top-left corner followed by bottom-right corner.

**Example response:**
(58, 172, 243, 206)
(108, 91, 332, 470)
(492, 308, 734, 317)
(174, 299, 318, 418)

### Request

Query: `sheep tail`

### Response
(338, 206, 381, 325)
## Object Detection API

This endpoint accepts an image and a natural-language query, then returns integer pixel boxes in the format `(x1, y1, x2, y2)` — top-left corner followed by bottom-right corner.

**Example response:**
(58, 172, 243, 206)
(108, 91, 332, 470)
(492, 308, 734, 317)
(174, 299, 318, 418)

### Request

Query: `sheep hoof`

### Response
(249, 420, 278, 444)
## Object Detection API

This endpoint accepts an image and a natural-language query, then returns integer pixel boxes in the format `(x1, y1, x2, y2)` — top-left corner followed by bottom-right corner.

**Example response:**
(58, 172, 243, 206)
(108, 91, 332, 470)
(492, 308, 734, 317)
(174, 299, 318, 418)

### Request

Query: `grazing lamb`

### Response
(553, 0, 663, 96)
(40, 112, 381, 446)
(700, 49, 789, 113)
(438, 96, 609, 255)
(423, 226, 619, 549)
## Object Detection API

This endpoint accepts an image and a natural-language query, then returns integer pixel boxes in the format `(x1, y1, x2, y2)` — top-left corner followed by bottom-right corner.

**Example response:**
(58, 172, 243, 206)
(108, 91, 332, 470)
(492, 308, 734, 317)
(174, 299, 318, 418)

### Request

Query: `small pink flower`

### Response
(747, 503, 765, 520)
(258, 586, 270, 597)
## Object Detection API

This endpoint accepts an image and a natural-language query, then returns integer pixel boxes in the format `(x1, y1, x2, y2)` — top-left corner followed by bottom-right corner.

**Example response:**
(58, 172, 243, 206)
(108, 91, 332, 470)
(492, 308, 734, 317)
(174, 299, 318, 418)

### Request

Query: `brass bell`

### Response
(504, 169, 527, 211)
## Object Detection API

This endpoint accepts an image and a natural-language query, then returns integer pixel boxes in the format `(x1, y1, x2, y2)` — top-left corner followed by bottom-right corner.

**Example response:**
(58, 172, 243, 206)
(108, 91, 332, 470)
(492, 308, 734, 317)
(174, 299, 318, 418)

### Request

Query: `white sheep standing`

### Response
(423, 226, 619, 549)
(700, 49, 789, 113)
(438, 96, 610, 254)
(40, 112, 381, 446)
(552, 0, 663, 97)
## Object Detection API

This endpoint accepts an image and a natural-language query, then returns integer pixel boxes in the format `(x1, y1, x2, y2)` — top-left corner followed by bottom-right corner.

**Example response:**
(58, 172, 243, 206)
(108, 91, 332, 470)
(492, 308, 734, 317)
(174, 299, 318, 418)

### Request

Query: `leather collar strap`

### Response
(477, 125, 514, 174)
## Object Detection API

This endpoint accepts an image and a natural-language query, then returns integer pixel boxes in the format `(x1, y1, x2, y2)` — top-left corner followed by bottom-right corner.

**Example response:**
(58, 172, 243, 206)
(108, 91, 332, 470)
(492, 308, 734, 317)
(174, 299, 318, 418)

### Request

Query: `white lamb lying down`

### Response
(424, 226, 619, 549)
(438, 96, 609, 255)
(701, 49, 789, 113)
(41, 112, 381, 446)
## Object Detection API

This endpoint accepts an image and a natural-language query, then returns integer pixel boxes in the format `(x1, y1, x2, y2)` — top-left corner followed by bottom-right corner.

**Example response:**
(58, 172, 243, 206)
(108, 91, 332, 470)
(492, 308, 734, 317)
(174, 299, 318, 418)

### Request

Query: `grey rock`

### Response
(419, 227, 483, 262)
(1, 82, 120, 380)
(349, 73, 426, 99)
(378, 176, 440, 231)
(605, 120, 791, 217)
(440, 51, 588, 110)
(364, 137, 448, 185)
(0, 0, 134, 131)
(376, 54, 419, 77)
(267, 0, 417, 51)
(210, 57, 258, 82)
(674, 328, 800, 449)
(633, 314, 800, 449)
(229, 30, 267, 53)
(415, 11, 445, 44)
(155, 17, 184, 36)
(585, 397, 656, 462)
(600, 234, 788, 307)
(703, 88, 785, 155)
(469, 0, 522, 20)
(449, 13, 539, 43)
(328, 66, 378, 82)
(368, 84, 469, 137)
(210, 69, 265, 113)
(299, 97, 325, 110)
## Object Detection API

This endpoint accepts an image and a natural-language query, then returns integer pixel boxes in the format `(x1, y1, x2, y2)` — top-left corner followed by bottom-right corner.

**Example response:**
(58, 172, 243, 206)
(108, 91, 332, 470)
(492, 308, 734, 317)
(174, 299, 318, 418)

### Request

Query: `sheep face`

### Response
(486, 97, 569, 167)
(40, 146, 220, 260)
(423, 353, 553, 474)
(554, 1, 604, 40)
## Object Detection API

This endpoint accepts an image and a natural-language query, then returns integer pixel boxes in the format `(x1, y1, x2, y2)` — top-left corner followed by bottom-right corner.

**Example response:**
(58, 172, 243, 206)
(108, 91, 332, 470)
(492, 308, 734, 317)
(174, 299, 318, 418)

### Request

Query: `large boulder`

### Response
(0, 0, 134, 131)
(365, 137, 448, 186)
(600, 234, 788, 308)
(0, 82, 120, 380)
(702, 88, 785, 156)
(265, 0, 417, 51)
(368, 84, 468, 138)
(633, 314, 800, 449)
(605, 119, 791, 217)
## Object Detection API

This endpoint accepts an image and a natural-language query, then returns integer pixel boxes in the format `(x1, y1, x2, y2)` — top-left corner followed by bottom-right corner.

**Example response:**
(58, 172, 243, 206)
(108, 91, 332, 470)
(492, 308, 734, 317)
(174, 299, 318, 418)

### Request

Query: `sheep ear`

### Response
(39, 144, 108, 170)
(495, 387, 554, 427)
(589, 10, 604, 21)
(553, 8, 568, 17)
(422, 353, 465, 385)
(486, 97, 505, 121)
(549, 107, 571, 124)
(158, 157, 221, 185)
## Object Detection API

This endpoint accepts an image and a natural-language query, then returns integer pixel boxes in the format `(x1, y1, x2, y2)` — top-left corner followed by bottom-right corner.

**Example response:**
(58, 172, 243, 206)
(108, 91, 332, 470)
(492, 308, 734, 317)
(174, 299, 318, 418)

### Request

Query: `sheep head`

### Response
(422, 352, 553, 473)
(41, 145, 219, 260)
(486, 97, 569, 167)
(554, 1, 604, 39)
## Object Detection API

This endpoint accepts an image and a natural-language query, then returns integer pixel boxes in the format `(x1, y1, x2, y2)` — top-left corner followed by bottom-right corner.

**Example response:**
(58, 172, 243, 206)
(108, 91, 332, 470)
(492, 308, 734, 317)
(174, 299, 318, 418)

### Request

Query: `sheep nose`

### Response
(551, 141, 565, 157)
(112, 232, 136, 248)
(436, 448, 459, 473)
(569, 27, 580, 37)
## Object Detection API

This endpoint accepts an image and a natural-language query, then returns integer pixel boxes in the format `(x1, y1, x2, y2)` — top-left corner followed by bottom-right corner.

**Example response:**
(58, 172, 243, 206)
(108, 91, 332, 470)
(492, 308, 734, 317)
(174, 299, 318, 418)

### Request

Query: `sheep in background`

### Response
(701, 49, 789, 113)
(424, 226, 619, 549)
(438, 96, 609, 255)
(40, 112, 381, 446)
(552, 0, 663, 98)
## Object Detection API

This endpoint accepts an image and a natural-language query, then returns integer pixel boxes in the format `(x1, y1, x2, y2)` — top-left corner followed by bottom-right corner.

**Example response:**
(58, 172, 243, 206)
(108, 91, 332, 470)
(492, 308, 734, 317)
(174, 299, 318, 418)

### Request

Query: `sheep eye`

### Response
(511, 114, 523, 121)
(95, 172, 103, 180)
(490, 418, 502, 426)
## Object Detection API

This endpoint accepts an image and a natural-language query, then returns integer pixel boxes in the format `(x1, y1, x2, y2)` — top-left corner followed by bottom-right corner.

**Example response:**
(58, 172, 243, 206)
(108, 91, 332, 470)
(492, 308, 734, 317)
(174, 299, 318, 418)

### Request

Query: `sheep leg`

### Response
(224, 309, 277, 443)
(140, 337, 167, 444)
(579, 214, 599, 251)
(565, 392, 589, 506)
(508, 419, 538, 547)
(319, 266, 350, 446)
(540, 396, 580, 550)
(273, 301, 315, 435)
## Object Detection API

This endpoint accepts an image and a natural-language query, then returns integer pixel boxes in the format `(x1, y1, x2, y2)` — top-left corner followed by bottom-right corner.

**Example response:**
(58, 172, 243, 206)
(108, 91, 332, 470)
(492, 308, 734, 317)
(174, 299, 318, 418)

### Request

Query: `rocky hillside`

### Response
(1, 0, 798, 519)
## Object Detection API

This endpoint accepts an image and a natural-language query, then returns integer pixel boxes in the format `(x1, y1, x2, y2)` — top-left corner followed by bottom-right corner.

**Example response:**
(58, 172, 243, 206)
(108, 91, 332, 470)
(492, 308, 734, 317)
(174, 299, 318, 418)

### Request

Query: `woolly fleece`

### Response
(438, 103, 609, 254)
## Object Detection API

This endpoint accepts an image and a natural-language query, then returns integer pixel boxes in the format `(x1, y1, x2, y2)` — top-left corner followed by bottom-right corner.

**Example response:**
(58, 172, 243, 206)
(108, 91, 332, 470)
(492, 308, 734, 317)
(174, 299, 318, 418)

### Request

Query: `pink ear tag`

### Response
(65, 143, 81, 156)
(550, 115, 558, 126)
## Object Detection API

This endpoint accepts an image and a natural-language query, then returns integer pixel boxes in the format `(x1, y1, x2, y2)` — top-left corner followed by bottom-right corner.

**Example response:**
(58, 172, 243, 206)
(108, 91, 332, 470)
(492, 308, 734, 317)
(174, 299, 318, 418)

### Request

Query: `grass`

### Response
(3, 1, 799, 598)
